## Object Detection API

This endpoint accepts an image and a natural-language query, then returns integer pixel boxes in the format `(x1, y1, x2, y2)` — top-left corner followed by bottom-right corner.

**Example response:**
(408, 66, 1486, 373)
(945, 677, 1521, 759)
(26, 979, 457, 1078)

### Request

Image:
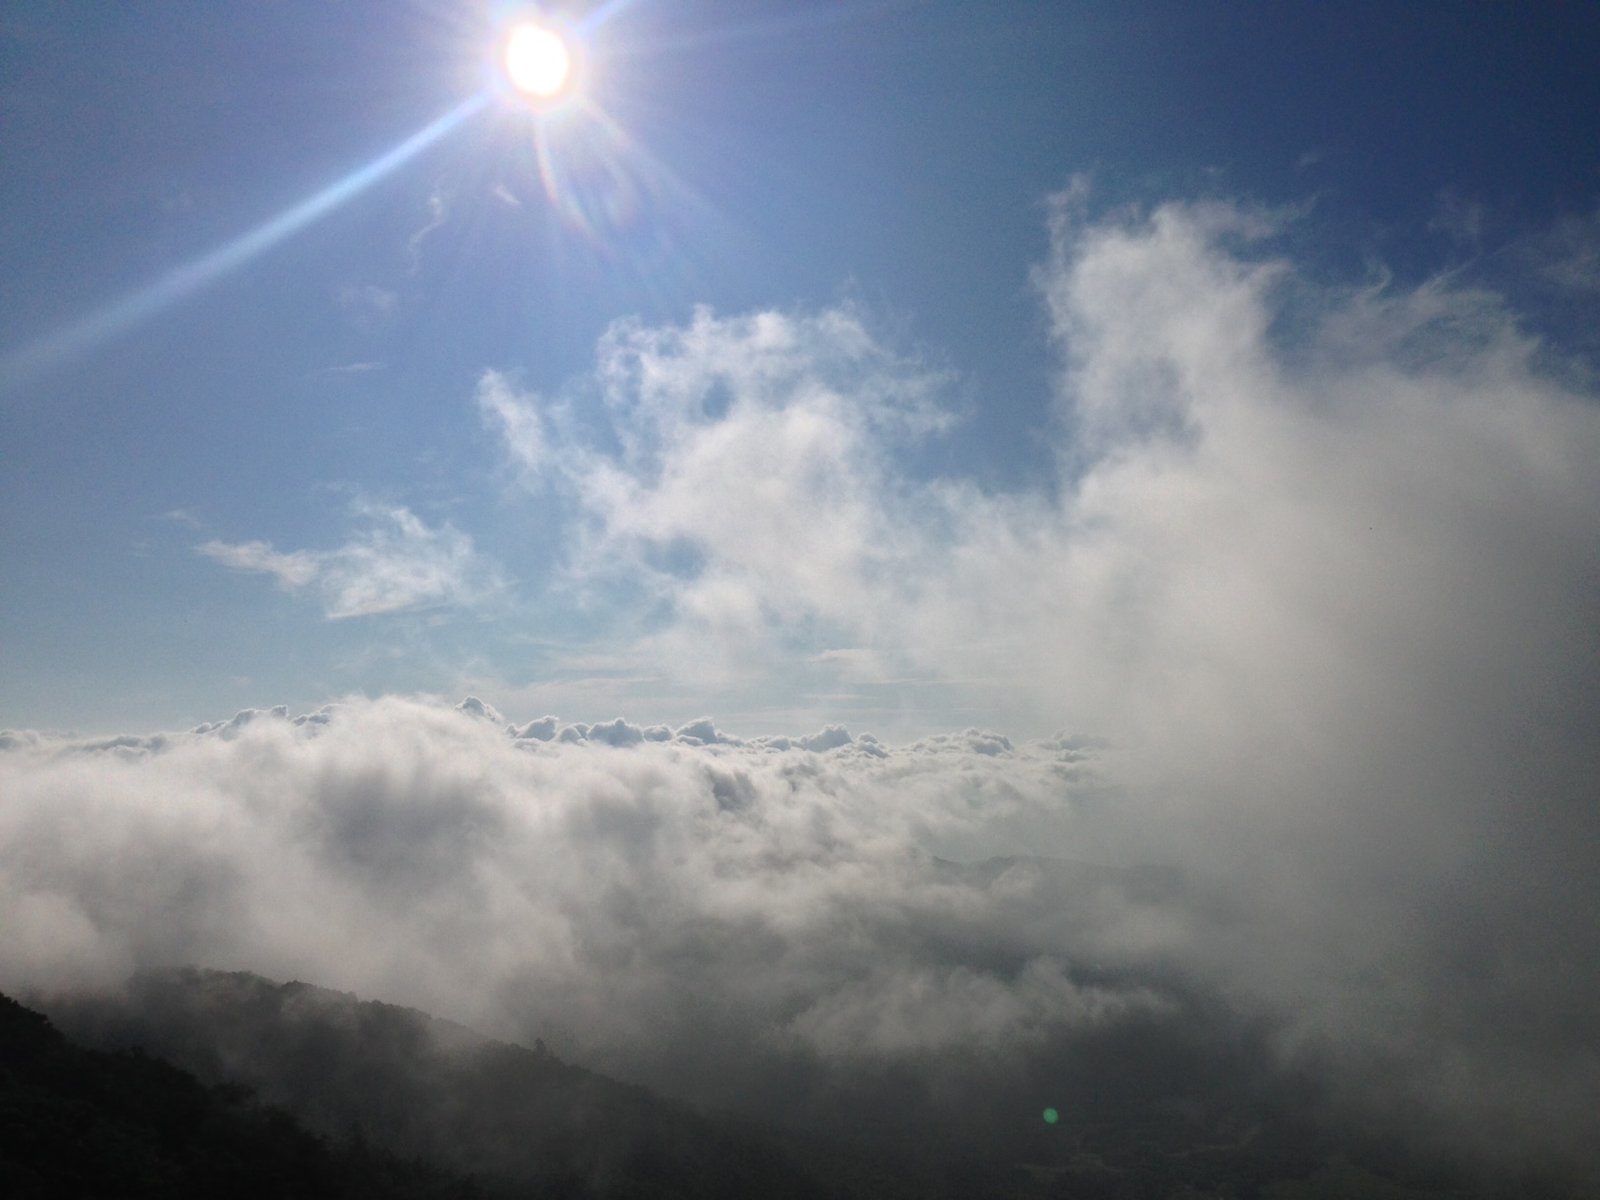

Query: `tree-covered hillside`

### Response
(28, 968, 1590, 1200)
(36, 970, 882, 1200)
(0, 990, 482, 1198)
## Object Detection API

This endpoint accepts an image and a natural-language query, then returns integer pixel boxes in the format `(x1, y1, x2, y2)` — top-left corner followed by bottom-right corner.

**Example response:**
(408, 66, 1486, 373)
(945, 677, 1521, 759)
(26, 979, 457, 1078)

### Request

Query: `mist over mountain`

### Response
(25, 965, 1584, 1200)
(43, 967, 848, 1200)
(0, 988, 481, 1198)
(3, 695, 1597, 1197)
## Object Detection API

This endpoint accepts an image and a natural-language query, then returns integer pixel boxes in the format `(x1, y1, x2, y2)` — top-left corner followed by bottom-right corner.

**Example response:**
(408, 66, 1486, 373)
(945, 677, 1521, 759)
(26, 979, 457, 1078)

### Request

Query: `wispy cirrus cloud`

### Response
(406, 187, 449, 273)
(197, 539, 319, 589)
(476, 369, 549, 480)
(198, 504, 503, 620)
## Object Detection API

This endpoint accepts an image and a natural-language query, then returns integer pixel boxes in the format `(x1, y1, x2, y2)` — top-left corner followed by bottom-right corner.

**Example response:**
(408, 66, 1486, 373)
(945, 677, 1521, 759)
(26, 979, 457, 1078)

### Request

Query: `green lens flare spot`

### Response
(1042, 1107, 1060, 1124)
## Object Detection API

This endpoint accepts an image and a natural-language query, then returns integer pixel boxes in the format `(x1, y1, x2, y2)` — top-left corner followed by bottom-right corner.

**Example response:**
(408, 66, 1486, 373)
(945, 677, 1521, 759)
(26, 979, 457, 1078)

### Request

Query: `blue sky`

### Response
(3, 0, 1598, 736)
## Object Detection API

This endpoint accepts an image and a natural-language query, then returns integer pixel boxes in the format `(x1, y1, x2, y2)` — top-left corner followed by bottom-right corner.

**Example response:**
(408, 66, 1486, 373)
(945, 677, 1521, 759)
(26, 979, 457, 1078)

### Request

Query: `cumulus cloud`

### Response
(463, 189, 1600, 1171)
(483, 191, 1598, 757)
(480, 304, 954, 689)
(199, 504, 505, 619)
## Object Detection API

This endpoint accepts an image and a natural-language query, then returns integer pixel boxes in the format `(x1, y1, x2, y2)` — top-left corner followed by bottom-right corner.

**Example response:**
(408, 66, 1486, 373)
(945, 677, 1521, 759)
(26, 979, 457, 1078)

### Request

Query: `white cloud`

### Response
(198, 538, 319, 589)
(476, 370, 547, 478)
(478, 304, 954, 694)
(2, 691, 1595, 1174)
(407, 187, 448, 272)
(464, 190, 1600, 1168)
(0, 698, 1113, 1064)
(487, 190, 1599, 776)
(198, 505, 504, 619)
(1536, 205, 1600, 293)
(159, 507, 206, 530)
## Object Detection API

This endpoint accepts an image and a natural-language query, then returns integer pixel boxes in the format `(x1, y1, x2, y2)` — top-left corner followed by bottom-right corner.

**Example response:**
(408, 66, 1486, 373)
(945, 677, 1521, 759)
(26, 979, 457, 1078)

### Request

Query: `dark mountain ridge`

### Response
(0, 988, 484, 1198)
(39, 968, 908, 1200)
(32, 963, 1588, 1200)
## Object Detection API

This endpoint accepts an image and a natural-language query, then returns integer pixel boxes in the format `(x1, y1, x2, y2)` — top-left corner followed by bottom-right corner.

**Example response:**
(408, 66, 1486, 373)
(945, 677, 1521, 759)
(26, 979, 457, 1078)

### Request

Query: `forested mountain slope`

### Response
(0, 989, 483, 1199)
(41, 969, 885, 1200)
(32, 965, 1589, 1200)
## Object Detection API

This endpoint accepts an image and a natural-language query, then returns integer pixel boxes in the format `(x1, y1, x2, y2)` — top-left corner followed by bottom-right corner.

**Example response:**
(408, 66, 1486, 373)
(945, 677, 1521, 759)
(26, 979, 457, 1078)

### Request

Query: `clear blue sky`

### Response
(3, 0, 1598, 735)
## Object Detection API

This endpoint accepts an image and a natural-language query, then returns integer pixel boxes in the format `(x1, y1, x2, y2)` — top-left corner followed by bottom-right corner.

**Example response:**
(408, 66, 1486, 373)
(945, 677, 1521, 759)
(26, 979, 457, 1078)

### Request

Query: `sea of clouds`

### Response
(5, 189, 1599, 1176)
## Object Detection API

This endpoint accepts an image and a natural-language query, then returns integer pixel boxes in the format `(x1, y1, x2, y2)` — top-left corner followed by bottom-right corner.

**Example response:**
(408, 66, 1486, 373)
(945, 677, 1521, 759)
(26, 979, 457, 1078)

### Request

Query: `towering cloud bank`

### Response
(476, 194, 1600, 1164)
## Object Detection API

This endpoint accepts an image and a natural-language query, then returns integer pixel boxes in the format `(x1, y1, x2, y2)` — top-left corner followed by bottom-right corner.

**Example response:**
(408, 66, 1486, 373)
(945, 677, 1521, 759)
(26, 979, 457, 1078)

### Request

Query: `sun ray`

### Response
(1, 91, 490, 392)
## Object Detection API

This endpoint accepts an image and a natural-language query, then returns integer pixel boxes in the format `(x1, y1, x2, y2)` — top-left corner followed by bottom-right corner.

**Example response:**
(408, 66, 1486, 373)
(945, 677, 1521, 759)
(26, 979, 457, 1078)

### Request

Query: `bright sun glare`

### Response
(505, 24, 571, 99)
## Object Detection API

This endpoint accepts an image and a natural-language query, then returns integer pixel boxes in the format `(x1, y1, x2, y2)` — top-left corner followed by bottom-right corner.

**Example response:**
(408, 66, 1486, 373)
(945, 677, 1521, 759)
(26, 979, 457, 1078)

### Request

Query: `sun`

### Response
(504, 23, 572, 100)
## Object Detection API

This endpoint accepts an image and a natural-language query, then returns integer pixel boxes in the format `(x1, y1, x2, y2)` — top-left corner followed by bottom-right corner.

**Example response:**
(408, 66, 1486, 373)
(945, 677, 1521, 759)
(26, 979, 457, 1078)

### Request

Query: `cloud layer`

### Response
(0, 703, 1116, 1102)
(5, 192, 1599, 1179)
(1, 689, 1595, 1179)
(472, 200, 1600, 1168)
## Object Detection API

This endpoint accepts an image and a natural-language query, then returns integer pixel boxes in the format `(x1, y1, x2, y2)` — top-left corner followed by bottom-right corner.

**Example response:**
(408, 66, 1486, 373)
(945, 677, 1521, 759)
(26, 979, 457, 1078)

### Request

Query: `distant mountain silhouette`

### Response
(0, 989, 484, 1198)
(41, 968, 894, 1200)
(32, 963, 1586, 1200)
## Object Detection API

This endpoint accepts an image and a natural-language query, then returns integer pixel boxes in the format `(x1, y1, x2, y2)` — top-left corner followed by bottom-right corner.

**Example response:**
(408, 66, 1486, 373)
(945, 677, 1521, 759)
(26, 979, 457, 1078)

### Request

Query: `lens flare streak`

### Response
(1, 91, 490, 391)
